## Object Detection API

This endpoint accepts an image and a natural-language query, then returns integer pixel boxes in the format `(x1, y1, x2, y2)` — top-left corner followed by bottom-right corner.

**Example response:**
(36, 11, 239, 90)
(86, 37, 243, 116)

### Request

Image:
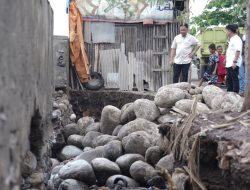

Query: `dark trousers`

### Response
(226, 66, 239, 93)
(173, 63, 190, 83)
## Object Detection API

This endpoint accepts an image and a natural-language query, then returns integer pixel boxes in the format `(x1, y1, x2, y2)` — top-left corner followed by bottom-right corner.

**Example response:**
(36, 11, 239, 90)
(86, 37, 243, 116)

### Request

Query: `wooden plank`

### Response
(153, 51, 168, 55)
(153, 35, 168, 39)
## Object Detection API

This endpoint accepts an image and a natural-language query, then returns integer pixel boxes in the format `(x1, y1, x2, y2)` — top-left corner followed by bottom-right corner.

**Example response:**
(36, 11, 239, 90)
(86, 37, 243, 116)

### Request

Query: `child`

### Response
(217, 45, 227, 85)
(198, 43, 219, 87)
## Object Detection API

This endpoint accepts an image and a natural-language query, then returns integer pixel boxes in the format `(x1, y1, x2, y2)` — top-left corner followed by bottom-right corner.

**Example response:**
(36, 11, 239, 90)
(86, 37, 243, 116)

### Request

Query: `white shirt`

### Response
(226, 35, 242, 68)
(171, 34, 200, 64)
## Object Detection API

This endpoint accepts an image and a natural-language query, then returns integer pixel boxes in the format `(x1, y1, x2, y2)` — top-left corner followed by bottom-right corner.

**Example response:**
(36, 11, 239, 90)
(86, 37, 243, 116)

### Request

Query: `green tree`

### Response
(191, 0, 247, 27)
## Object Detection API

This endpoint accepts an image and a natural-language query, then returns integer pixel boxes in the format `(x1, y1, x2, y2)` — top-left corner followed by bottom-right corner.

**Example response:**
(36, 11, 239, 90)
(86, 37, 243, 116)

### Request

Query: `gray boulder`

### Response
(130, 161, 157, 185)
(82, 131, 103, 148)
(122, 131, 152, 156)
(62, 123, 81, 139)
(58, 160, 96, 185)
(67, 134, 84, 149)
(145, 146, 163, 166)
(159, 82, 192, 91)
(157, 114, 180, 124)
(159, 108, 170, 115)
(156, 153, 175, 173)
(77, 116, 95, 135)
(106, 175, 140, 188)
(58, 179, 89, 190)
(48, 174, 63, 190)
(21, 151, 37, 177)
(175, 99, 210, 114)
(133, 99, 160, 121)
(112, 125, 123, 136)
(103, 140, 123, 161)
(95, 135, 118, 147)
(117, 118, 159, 142)
(116, 154, 145, 176)
(85, 122, 100, 134)
(75, 146, 104, 163)
(91, 158, 121, 185)
(194, 87, 203, 94)
(202, 85, 225, 108)
(154, 87, 185, 108)
(83, 147, 93, 152)
(211, 92, 244, 112)
(57, 145, 83, 161)
(100, 105, 121, 135)
(51, 158, 60, 170)
(120, 103, 136, 124)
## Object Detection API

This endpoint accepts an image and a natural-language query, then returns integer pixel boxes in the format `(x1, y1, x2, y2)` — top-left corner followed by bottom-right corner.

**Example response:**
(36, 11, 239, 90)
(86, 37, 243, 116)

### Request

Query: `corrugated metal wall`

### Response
(85, 22, 180, 91)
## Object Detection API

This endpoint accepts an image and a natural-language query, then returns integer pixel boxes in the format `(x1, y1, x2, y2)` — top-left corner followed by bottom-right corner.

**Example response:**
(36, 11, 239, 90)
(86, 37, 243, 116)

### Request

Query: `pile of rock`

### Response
(48, 83, 244, 190)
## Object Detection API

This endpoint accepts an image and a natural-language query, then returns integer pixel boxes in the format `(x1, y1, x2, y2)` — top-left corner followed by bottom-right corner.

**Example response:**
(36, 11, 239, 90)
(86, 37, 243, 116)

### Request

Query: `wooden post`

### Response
(242, 0, 250, 110)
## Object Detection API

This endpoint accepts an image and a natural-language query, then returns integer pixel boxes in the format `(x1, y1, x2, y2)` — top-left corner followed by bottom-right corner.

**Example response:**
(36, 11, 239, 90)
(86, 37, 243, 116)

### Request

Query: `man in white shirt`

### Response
(170, 23, 201, 83)
(225, 24, 242, 93)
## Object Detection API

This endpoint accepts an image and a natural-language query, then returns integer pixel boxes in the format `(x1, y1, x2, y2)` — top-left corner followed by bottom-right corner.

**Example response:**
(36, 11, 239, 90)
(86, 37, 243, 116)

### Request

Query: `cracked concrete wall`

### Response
(0, 1, 54, 189)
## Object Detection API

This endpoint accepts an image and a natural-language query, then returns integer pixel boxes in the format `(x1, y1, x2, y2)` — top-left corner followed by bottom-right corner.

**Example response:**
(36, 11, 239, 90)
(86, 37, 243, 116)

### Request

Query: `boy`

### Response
(198, 43, 219, 87)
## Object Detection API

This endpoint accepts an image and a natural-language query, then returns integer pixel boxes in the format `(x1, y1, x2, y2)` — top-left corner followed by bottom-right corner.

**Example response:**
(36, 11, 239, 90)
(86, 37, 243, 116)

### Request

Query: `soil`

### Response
(191, 112, 250, 190)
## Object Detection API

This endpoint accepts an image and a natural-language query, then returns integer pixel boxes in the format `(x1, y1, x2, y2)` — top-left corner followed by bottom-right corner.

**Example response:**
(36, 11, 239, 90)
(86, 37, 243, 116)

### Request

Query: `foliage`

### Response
(191, 0, 247, 27)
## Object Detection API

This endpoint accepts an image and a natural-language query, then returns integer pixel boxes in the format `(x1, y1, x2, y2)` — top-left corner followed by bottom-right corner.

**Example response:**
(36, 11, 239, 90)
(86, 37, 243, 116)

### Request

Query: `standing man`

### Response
(170, 23, 201, 83)
(225, 24, 243, 93)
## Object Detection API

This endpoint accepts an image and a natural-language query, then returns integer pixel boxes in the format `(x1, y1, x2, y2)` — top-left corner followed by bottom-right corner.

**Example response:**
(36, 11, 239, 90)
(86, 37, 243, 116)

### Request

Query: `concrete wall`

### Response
(0, 1, 53, 189)
(53, 36, 69, 90)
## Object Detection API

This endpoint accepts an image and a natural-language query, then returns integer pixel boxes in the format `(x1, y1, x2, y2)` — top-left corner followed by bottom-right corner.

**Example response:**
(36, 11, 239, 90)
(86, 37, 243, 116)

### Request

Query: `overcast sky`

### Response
(48, 0, 208, 37)
(49, 0, 69, 36)
(190, 0, 208, 16)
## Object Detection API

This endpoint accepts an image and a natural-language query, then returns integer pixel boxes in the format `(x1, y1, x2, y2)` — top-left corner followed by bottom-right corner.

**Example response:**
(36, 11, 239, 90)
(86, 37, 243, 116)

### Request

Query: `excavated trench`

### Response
(46, 89, 250, 190)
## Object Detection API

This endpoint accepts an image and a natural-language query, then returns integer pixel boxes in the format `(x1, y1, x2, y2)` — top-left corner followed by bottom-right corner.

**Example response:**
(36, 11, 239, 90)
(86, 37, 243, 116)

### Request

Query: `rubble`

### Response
(48, 84, 250, 190)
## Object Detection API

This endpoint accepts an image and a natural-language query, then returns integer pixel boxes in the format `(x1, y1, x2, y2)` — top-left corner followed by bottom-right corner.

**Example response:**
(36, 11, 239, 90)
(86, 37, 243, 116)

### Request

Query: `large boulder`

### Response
(62, 123, 81, 139)
(75, 146, 104, 163)
(117, 118, 159, 142)
(211, 92, 244, 112)
(157, 114, 180, 124)
(130, 161, 158, 185)
(51, 158, 60, 170)
(48, 173, 64, 190)
(57, 145, 83, 161)
(77, 116, 95, 135)
(100, 105, 121, 135)
(116, 154, 145, 176)
(159, 82, 192, 91)
(175, 99, 210, 114)
(133, 99, 160, 121)
(91, 158, 121, 185)
(202, 85, 225, 108)
(58, 179, 89, 190)
(154, 87, 185, 108)
(95, 135, 118, 147)
(82, 131, 103, 148)
(120, 103, 136, 124)
(156, 153, 175, 173)
(85, 122, 100, 134)
(122, 131, 152, 156)
(103, 140, 123, 161)
(112, 125, 123, 136)
(106, 175, 140, 188)
(58, 160, 96, 185)
(67, 135, 84, 149)
(145, 146, 163, 166)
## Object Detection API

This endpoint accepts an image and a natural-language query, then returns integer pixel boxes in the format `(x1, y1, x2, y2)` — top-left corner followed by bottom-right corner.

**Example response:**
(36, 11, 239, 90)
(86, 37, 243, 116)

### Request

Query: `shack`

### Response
(74, 0, 190, 91)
